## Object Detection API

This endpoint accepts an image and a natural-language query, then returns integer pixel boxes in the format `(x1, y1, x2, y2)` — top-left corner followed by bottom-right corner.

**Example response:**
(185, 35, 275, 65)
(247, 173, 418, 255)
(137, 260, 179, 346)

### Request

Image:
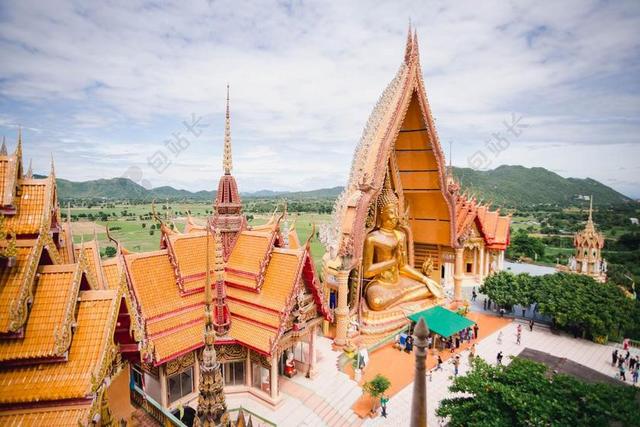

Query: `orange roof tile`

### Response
(124, 251, 202, 320)
(229, 317, 276, 354)
(0, 240, 42, 334)
(227, 249, 302, 313)
(0, 264, 82, 362)
(153, 320, 203, 363)
(4, 179, 50, 235)
(74, 242, 105, 289)
(0, 405, 91, 426)
(102, 259, 121, 290)
(168, 232, 216, 291)
(227, 231, 272, 274)
(0, 290, 118, 404)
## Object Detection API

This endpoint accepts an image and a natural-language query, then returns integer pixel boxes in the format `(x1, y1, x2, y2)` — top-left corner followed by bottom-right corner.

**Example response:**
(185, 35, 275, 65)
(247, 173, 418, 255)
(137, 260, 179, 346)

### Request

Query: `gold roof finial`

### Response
(15, 128, 22, 157)
(25, 159, 33, 179)
(404, 21, 414, 64)
(50, 153, 56, 178)
(223, 84, 233, 175)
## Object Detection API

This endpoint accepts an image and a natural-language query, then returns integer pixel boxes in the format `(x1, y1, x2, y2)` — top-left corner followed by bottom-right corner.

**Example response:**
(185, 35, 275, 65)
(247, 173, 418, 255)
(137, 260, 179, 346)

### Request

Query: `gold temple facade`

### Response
(320, 27, 511, 345)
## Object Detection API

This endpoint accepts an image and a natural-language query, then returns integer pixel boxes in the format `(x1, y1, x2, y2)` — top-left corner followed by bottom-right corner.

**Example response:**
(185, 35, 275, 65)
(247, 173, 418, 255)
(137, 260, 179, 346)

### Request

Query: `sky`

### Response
(0, 0, 639, 197)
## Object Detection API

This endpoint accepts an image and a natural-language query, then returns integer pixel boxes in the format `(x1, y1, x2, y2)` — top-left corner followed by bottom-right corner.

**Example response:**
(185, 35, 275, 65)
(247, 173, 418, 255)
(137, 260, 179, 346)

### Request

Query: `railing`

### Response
(228, 406, 277, 427)
(131, 385, 187, 427)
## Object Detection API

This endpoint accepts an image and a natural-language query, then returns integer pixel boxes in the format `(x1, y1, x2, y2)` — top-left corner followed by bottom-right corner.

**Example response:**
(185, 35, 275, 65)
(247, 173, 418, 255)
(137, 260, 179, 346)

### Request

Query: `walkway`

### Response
(364, 320, 624, 426)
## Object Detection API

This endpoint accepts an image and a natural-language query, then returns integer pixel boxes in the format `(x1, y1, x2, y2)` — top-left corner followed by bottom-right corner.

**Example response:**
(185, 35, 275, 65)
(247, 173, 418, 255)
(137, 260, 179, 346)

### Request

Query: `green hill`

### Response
(453, 165, 631, 207)
(50, 166, 632, 207)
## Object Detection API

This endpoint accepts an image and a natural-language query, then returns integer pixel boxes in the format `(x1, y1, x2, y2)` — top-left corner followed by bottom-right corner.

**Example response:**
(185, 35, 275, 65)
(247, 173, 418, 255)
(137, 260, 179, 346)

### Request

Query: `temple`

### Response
(119, 89, 332, 420)
(567, 197, 606, 282)
(320, 27, 510, 345)
(0, 133, 136, 425)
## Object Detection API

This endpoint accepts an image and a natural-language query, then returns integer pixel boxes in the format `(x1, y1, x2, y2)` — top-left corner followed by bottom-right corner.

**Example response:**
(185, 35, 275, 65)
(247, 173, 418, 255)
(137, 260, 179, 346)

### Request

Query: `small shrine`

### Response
(568, 197, 606, 282)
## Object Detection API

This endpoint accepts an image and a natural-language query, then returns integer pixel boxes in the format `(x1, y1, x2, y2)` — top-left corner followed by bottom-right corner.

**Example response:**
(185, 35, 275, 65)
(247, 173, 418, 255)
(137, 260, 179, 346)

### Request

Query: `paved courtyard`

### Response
(224, 316, 626, 427)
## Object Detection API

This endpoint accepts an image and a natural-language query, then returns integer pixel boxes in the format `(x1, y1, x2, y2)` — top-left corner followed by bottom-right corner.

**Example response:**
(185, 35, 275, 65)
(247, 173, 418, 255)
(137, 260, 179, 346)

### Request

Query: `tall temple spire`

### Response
(50, 154, 56, 178)
(223, 84, 232, 175)
(194, 221, 230, 427)
(585, 195, 595, 232)
(213, 84, 245, 260)
(15, 128, 22, 157)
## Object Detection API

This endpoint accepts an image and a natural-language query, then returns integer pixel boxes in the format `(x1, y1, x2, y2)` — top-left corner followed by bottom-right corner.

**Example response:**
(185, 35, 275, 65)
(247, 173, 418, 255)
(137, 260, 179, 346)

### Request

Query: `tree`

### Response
(103, 246, 117, 258)
(363, 374, 391, 413)
(437, 357, 640, 427)
(507, 229, 546, 260)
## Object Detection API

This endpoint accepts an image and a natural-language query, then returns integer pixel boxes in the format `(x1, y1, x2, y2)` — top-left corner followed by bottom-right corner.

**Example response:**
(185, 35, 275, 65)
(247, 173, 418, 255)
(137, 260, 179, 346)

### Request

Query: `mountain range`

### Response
(50, 165, 632, 207)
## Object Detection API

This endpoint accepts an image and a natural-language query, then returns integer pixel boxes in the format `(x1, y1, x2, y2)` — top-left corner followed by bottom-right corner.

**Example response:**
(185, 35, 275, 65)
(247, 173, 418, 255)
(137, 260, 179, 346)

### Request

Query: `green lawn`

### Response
(70, 204, 331, 267)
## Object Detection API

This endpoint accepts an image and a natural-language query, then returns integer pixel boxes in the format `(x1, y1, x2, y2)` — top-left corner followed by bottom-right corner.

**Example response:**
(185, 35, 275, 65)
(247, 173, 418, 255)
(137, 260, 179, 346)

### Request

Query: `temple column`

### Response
(307, 326, 317, 378)
(160, 366, 168, 408)
(473, 248, 478, 278)
(334, 270, 350, 347)
(479, 245, 485, 280)
(244, 353, 251, 387)
(454, 247, 464, 302)
(270, 354, 278, 400)
(193, 353, 201, 394)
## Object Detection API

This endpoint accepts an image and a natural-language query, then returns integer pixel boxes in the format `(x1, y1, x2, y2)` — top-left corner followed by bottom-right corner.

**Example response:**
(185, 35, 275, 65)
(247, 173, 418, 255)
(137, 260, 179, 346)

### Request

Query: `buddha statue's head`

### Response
(377, 186, 399, 230)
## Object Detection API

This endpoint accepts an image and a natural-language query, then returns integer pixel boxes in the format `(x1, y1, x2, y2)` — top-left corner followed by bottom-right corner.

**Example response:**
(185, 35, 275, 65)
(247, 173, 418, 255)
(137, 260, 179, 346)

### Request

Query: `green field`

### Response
(69, 203, 330, 267)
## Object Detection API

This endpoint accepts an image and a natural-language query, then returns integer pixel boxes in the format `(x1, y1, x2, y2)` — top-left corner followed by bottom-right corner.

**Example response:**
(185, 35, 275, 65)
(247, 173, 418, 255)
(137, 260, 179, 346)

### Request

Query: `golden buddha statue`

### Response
(362, 184, 444, 311)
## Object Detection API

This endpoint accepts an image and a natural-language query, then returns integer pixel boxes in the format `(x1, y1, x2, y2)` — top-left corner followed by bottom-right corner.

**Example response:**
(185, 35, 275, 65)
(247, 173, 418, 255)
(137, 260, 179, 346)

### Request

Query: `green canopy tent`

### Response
(408, 306, 475, 338)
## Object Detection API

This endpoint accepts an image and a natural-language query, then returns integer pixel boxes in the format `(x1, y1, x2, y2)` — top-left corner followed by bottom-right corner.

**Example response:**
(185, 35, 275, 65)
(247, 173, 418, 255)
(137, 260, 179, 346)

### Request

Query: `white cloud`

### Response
(0, 0, 638, 197)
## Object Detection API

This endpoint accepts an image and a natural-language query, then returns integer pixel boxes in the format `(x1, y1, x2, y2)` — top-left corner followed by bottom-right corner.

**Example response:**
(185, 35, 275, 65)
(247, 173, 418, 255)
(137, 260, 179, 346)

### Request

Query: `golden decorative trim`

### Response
(165, 351, 195, 376)
(216, 344, 247, 362)
(52, 263, 84, 356)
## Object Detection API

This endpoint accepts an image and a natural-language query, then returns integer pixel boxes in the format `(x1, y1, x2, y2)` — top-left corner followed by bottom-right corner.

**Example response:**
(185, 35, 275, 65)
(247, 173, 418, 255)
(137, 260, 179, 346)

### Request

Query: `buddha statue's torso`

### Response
(362, 194, 444, 311)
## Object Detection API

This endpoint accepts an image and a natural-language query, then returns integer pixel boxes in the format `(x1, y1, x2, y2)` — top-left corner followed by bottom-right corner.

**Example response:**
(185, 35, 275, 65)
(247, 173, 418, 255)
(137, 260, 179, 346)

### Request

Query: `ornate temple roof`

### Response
(0, 136, 129, 424)
(123, 225, 330, 364)
(0, 289, 120, 404)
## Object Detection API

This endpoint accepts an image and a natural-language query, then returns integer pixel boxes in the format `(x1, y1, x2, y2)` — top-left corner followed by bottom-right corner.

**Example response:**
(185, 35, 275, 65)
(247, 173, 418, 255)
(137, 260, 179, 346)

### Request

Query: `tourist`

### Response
(625, 350, 631, 366)
(619, 364, 627, 381)
(483, 299, 487, 310)
(516, 331, 522, 345)
(499, 307, 505, 317)
(380, 394, 389, 418)
(405, 334, 414, 353)
(633, 367, 639, 385)
(529, 319, 534, 331)
(427, 335, 433, 349)
(436, 355, 443, 371)
(497, 351, 503, 365)
(455, 335, 461, 349)
(453, 355, 460, 376)
(612, 349, 619, 367)
(623, 338, 630, 351)
(471, 288, 477, 302)
(468, 327, 475, 340)
(497, 331, 503, 345)
(473, 324, 479, 339)
(618, 354, 625, 368)
(468, 344, 476, 364)
(630, 356, 636, 371)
